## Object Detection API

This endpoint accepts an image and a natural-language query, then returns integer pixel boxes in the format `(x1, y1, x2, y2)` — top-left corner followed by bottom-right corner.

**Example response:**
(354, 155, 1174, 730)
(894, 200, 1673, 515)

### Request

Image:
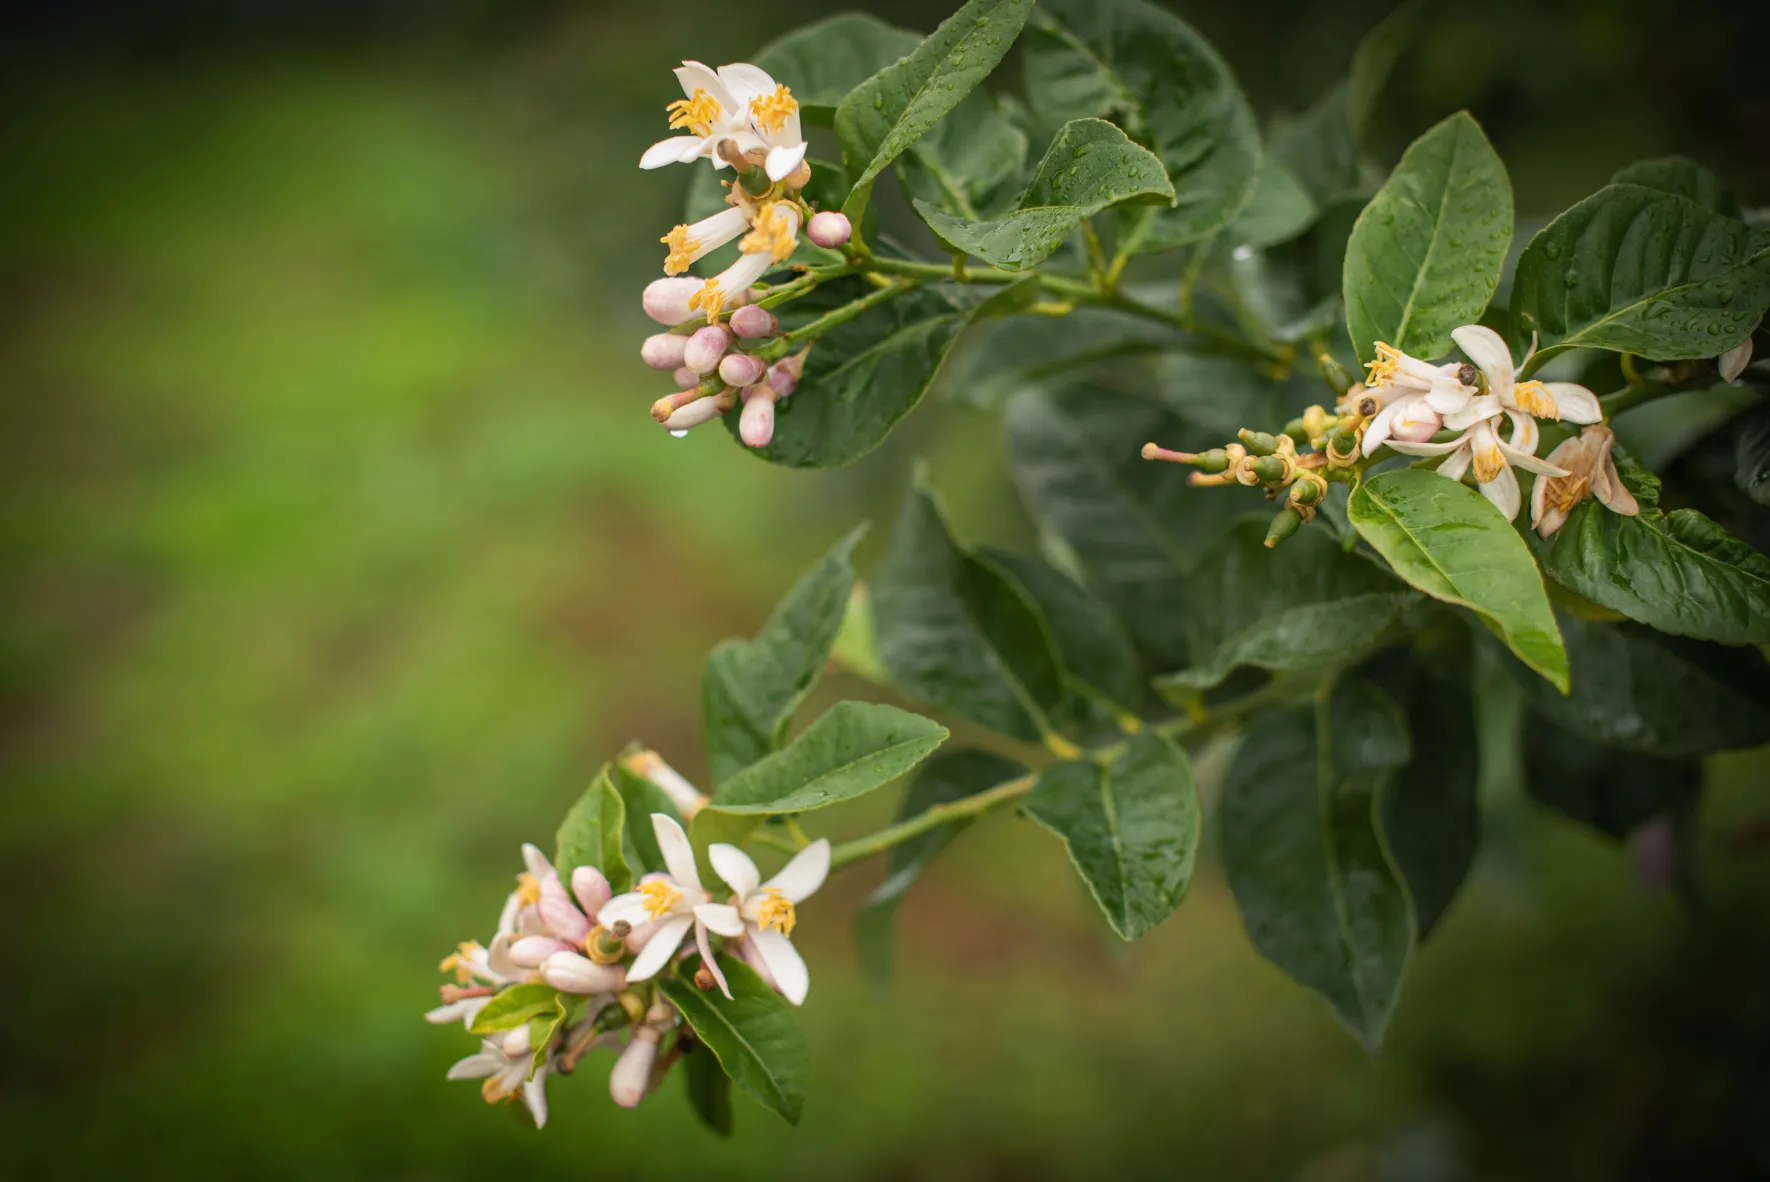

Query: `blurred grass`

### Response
(1, 7, 1769, 1180)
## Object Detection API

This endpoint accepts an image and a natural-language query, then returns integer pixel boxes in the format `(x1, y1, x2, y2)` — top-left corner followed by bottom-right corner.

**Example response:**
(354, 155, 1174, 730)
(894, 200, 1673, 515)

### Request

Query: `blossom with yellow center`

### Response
(657, 204, 752, 277)
(639, 878, 683, 921)
(598, 813, 746, 998)
(667, 88, 722, 137)
(1387, 409, 1569, 521)
(446, 1025, 553, 1128)
(439, 940, 485, 985)
(740, 202, 799, 262)
(1510, 379, 1560, 419)
(754, 887, 796, 937)
(639, 62, 808, 182)
(708, 837, 830, 1006)
(1450, 324, 1602, 426)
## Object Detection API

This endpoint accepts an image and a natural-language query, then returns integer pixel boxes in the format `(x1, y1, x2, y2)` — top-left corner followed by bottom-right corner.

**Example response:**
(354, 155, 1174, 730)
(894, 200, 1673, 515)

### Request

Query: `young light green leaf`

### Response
(703, 526, 867, 785)
(554, 767, 632, 894)
(1025, 732, 1201, 941)
(1221, 683, 1414, 1053)
(855, 749, 1026, 991)
(682, 1042, 734, 1137)
(1154, 518, 1421, 694)
(836, 0, 1034, 221)
(1523, 712, 1700, 839)
(658, 955, 807, 1125)
(1348, 469, 1567, 693)
(1511, 184, 1770, 363)
(1342, 111, 1512, 366)
(468, 984, 563, 1036)
(525, 996, 569, 1074)
(900, 89, 1029, 222)
(1023, 0, 1259, 251)
(708, 701, 948, 815)
(754, 13, 922, 120)
(831, 581, 889, 684)
(978, 547, 1142, 714)
(1505, 615, 1770, 757)
(914, 119, 1173, 269)
(1609, 155, 1741, 219)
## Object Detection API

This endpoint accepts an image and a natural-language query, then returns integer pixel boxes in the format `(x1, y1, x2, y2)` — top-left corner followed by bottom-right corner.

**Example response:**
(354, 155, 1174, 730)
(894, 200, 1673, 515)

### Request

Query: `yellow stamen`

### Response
(1544, 473, 1590, 514)
(1511, 379, 1560, 419)
(661, 224, 700, 276)
(481, 1075, 516, 1105)
(1473, 442, 1507, 483)
(514, 872, 542, 907)
(754, 887, 796, 937)
(439, 940, 483, 984)
(749, 84, 798, 135)
(687, 278, 725, 324)
(739, 203, 797, 262)
(639, 878, 683, 920)
(1365, 342, 1402, 388)
(667, 89, 722, 138)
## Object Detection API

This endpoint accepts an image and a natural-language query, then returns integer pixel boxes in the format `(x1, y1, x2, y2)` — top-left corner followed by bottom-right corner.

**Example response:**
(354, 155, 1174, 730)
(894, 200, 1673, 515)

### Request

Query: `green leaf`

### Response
(934, 306, 1175, 409)
(1609, 155, 1741, 219)
(708, 701, 948, 815)
(836, 0, 1034, 221)
(1736, 403, 1770, 506)
(1025, 732, 1201, 940)
(900, 89, 1029, 221)
(1505, 614, 1770, 757)
(831, 581, 889, 683)
(703, 526, 867, 785)
(1348, 469, 1567, 693)
(1524, 712, 1700, 839)
(1024, 0, 1259, 251)
(754, 13, 922, 120)
(1005, 381, 1268, 670)
(658, 955, 808, 1125)
(525, 997, 569, 1075)
(1225, 157, 1317, 250)
(682, 1042, 734, 1137)
(1342, 111, 1512, 366)
(612, 752, 683, 876)
(1534, 443, 1770, 645)
(468, 984, 563, 1036)
(1154, 518, 1421, 694)
(746, 286, 983, 468)
(873, 478, 1064, 741)
(1345, 1, 1424, 141)
(1220, 683, 1414, 1052)
(914, 119, 1173, 269)
(1511, 184, 1770, 363)
(1611, 382, 1760, 470)
(554, 767, 632, 894)
(855, 749, 1026, 991)
(978, 547, 1142, 714)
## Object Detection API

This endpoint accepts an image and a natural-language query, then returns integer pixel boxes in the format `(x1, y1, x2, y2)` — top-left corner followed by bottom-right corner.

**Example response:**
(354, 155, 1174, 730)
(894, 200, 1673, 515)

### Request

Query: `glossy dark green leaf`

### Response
(682, 1041, 734, 1137)
(1155, 518, 1420, 694)
(915, 119, 1173, 269)
(1225, 157, 1317, 249)
(754, 13, 921, 119)
(1534, 444, 1770, 645)
(702, 526, 867, 785)
(873, 479, 1064, 741)
(1506, 614, 1770, 757)
(1005, 381, 1267, 670)
(1342, 111, 1512, 366)
(1610, 155, 1741, 219)
(855, 749, 1026, 990)
(1524, 712, 1701, 839)
(1611, 383, 1759, 470)
(1025, 732, 1201, 940)
(1736, 403, 1770, 507)
(1023, 0, 1260, 251)
(836, 0, 1034, 220)
(935, 306, 1175, 409)
(554, 767, 632, 894)
(658, 955, 807, 1125)
(1221, 683, 1414, 1052)
(1511, 184, 1770, 363)
(468, 984, 563, 1036)
(978, 547, 1142, 713)
(1348, 469, 1568, 692)
(900, 89, 1029, 222)
(708, 701, 948, 815)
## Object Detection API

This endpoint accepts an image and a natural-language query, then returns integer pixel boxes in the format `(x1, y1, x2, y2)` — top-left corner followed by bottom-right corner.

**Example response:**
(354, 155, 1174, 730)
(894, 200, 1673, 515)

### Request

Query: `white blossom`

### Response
(597, 814, 745, 997)
(707, 838, 829, 1005)
(639, 62, 807, 183)
(446, 1024, 554, 1128)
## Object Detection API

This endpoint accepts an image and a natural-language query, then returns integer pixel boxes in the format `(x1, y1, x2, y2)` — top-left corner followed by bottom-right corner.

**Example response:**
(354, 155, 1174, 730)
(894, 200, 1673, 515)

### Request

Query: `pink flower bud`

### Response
(571, 865, 611, 917)
(642, 277, 702, 326)
(806, 211, 852, 249)
(1389, 406, 1443, 443)
(671, 366, 697, 389)
(767, 358, 800, 399)
(639, 332, 688, 370)
(509, 935, 572, 969)
(729, 304, 778, 339)
(719, 352, 767, 388)
(683, 325, 731, 376)
(540, 950, 626, 995)
(609, 1029, 661, 1108)
(662, 395, 727, 432)
(740, 388, 777, 448)
(537, 873, 590, 944)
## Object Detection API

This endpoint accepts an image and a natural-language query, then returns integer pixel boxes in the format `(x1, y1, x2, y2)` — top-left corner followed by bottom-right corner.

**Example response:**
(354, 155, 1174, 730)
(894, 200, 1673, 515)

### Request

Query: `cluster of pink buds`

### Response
(639, 294, 809, 448)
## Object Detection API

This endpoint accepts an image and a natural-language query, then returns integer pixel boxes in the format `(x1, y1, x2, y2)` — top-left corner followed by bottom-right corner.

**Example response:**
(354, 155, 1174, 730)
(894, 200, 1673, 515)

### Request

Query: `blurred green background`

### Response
(3, 1, 1769, 1178)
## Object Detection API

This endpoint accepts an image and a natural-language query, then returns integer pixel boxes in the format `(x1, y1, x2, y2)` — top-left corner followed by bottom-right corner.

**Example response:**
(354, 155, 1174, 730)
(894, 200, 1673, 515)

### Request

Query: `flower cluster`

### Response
(635, 62, 851, 447)
(1145, 323, 1640, 541)
(427, 756, 829, 1124)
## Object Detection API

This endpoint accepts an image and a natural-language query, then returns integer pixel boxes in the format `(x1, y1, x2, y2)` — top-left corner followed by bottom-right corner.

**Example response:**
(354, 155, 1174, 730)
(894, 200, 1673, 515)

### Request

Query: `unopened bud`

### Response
(1330, 426, 1360, 456)
(608, 1028, 662, 1109)
(651, 386, 705, 424)
(541, 950, 627, 995)
(729, 304, 778, 339)
(683, 325, 731, 376)
(719, 351, 767, 388)
(661, 395, 727, 432)
(806, 211, 853, 249)
(1249, 455, 1288, 483)
(739, 387, 777, 448)
(1265, 506, 1303, 548)
(1290, 476, 1325, 506)
(1389, 406, 1443, 444)
(640, 333, 689, 370)
(767, 355, 802, 398)
(642, 277, 703, 326)
(671, 366, 697, 389)
(509, 935, 567, 969)
(782, 159, 813, 192)
(1282, 418, 1310, 445)
(1238, 429, 1279, 456)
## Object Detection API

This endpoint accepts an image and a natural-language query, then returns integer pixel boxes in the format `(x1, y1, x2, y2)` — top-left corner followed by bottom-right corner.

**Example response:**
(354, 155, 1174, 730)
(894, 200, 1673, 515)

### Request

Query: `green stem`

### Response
(784, 279, 919, 345)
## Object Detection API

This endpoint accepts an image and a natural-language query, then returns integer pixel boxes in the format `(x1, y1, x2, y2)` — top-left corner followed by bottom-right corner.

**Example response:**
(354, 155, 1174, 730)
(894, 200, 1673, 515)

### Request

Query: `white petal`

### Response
(695, 918, 732, 999)
(1451, 324, 1516, 398)
(708, 843, 761, 900)
(640, 136, 706, 169)
(765, 838, 831, 904)
(1444, 394, 1502, 431)
(652, 814, 703, 891)
(674, 61, 734, 111)
(694, 902, 746, 938)
(1424, 375, 1475, 414)
(1386, 436, 1469, 457)
(509, 935, 572, 969)
(596, 892, 650, 929)
(523, 1074, 549, 1128)
(626, 914, 693, 981)
(446, 1052, 498, 1081)
(1502, 409, 1541, 455)
(424, 1000, 473, 1025)
(716, 62, 777, 107)
(496, 891, 521, 939)
(541, 950, 625, 995)
(1478, 463, 1522, 520)
(1500, 443, 1571, 478)
(1544, 382, 1602, 424)
(1530, 464, 1553, 530)
(521, 843, 553, 881)
(608, 1033, 659, 1108)
(764, 141, 808, 182)
(1362, 400, 1403, 457)
(571, 866, 612, 918)
(751, 928, 810, 1005)
(537, 875, 589, 944)
(1437, 446, 1473, 482)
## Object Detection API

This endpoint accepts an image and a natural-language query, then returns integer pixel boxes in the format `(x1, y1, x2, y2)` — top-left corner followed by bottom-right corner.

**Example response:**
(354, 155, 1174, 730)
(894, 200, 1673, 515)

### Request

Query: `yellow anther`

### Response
(740, 202, 797, 262)
(1473, 442, 1506, 483)
(439, 941, 483, 984)
(687, 278, 725, 324)
(515, 872, 542, 907)
(1511, 379, 1560, 419)
(661, 225, 700, 275)
(749, 84, 798, 134)
(667, 89, 722, 137)
(1365, 342, 1402, 388)
(639, 878, 683, 920)
(754, 887, 796, 937)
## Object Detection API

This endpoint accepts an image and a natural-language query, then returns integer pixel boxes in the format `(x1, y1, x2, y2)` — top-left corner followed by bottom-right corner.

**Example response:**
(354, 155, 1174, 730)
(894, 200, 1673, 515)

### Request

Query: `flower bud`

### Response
(640, 333, 689, 370)
(642, 277, 703, 326)
(540, 950, 627, 995)
(500, 1024, 533, 1059)
(719, 351, 767, 388)
(768, 351, 804, 399)
(661, 395, 727, 433)
(672, 366, 697, 388)
(1265, 506, 1303, 548)
(1249, 455, 1288, 484)
(608, 1029, 661, 1109)
(683, 325, 731, 376)
(538, 873, 590, 944)
(509, 935, 571, 969)
(807, 211, 852, 249)
(1389, 406, 1443, 443)
(571, 866, 611, 918)
(729, 303, 778, 339)
(782, 159, 813, 192)
(1237, 429, 1279, 456)
(1290, 475, 1325, 506)
(651, 386, 705, 423)
(740, 388, 777, 448)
